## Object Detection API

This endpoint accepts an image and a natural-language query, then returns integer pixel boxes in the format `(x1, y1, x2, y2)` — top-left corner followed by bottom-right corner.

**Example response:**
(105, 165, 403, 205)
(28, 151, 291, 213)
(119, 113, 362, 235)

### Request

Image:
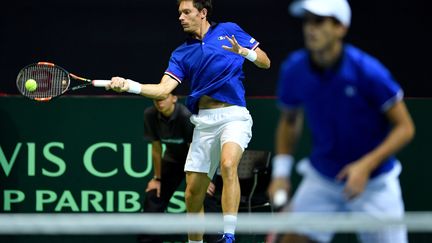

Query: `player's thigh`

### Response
(291, 174, 343, 213)
(185, 128, 219, 176)
(350, 176, 407, 243)
(220, 114, 253, 152)
(357, 228, 407, 243)
(289, 175, 343, 243)
(349, 174, 404, 214)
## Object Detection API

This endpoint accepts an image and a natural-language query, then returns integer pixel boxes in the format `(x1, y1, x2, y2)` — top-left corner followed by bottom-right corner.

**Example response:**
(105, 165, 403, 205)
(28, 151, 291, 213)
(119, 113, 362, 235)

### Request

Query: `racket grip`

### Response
(92, 80, 111, 87)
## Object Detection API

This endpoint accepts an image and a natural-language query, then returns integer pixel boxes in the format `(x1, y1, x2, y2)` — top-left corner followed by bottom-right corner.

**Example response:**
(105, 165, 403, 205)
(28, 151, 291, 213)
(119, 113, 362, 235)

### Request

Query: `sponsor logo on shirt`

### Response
(161, 138, 185, 144)
(218, 36, 226, 40)
(345, 85, 357, 97)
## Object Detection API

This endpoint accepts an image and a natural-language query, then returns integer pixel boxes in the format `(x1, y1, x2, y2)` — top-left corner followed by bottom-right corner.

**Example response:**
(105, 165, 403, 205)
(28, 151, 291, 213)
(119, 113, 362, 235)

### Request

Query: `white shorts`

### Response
(290, 159, 407, 243)
(184, 106, 253, 179)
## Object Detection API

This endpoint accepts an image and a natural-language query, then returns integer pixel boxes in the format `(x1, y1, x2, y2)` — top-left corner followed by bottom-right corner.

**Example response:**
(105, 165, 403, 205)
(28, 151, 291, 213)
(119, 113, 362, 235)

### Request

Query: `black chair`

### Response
(237, 150, 273, 243)
(237, 149, 272, 214)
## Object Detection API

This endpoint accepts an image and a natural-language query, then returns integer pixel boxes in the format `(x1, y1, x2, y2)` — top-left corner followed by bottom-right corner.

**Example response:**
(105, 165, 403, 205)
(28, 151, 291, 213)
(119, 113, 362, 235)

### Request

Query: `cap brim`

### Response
(289, 1, 306, 17)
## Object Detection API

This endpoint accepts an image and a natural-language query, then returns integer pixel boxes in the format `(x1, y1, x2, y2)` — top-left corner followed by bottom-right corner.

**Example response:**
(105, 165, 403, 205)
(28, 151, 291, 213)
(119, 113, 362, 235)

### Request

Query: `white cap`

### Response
(289, 0, 351, 27)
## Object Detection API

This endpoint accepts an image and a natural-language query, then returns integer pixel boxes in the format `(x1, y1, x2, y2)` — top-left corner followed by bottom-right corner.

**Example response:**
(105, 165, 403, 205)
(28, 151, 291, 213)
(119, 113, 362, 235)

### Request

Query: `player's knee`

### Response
(220, 159, 238, 181)
(185, 184, 201, 200)
(185, 179, 208, 203)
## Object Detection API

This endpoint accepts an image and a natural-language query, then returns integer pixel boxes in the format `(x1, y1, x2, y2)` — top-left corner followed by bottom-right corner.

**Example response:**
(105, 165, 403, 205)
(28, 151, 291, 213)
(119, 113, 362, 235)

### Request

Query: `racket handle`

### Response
(92, 80, 111, 87)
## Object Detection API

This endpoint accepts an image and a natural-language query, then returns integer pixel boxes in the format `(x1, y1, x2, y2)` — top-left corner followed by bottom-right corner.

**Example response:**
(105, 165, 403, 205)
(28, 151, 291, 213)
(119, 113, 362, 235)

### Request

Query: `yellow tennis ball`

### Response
(25, 79, 37, 92)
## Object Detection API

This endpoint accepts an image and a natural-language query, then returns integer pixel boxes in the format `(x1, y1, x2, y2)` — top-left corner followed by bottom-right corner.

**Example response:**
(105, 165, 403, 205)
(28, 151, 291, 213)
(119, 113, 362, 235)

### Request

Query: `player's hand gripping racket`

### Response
(16, 62, 110, 101)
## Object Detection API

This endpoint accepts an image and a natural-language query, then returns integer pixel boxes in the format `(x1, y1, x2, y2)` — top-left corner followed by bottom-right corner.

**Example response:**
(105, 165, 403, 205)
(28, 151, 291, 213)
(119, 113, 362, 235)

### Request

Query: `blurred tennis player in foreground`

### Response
(108, 0, 271, 242)
(268, 0, 415, 242)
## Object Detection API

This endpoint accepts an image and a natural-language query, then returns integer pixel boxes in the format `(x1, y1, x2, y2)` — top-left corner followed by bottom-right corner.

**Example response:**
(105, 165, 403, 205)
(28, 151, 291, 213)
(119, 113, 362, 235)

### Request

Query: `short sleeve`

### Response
(225, 22, 259, 50)
(164, 50, 186, 83)
(363, 58, 403, 112)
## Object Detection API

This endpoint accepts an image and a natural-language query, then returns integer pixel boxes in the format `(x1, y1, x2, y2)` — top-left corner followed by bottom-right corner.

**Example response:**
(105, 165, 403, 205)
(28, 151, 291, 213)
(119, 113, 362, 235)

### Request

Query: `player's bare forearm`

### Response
(269, 110, 302, 199)
(140, 75, 179, 99)
(359, 101, 415, 172)
(276, 109, 303, 155)
(253, 47, 271, 69)
(108, 75, 178, 100)
(221, 35, 270, 69)
(237, 47, 270, 69)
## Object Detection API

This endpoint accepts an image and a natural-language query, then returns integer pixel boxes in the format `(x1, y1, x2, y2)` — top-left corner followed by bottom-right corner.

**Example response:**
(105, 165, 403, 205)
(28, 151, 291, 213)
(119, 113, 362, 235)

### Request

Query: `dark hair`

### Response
(177, 0, 213, 19)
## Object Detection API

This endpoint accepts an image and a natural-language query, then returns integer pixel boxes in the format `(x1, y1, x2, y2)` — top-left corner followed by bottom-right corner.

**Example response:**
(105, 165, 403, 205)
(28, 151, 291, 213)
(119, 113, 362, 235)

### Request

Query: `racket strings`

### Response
(17, 64, 69, 100)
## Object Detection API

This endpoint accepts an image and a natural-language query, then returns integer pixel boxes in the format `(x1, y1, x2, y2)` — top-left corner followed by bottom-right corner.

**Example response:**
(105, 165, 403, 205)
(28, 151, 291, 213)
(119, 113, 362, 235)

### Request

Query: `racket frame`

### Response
(16, 61, 108, 102)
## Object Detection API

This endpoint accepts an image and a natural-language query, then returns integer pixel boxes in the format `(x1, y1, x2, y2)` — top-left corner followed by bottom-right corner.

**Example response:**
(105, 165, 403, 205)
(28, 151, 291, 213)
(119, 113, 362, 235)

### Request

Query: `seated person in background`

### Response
(138, 91, 218, 243)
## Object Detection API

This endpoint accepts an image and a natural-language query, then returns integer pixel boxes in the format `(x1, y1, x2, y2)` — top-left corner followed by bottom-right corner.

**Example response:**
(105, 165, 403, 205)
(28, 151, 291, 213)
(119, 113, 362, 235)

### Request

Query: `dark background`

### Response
(0, 0, 430, 97)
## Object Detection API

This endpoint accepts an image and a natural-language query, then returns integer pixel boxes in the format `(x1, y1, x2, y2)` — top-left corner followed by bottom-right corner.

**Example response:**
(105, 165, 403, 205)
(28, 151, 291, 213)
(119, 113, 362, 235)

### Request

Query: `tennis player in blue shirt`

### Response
(268, 0, 414, 242)
(108, 0, 270, 242)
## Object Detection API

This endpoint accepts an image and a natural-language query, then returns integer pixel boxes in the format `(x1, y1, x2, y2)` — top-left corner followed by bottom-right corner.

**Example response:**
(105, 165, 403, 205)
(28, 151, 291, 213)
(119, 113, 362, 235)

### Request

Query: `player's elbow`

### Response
(154, 92, 169, 100)
(255, 48, 271, 69)
(264, 60, 271, 69)
(259, 58, 271, 69)
(398, 119, 415, 146)
(256, 60, 271, 69)
(155, 75, 179, 99)
(405, 121, 415, 143)
(154, 85, 172, 100)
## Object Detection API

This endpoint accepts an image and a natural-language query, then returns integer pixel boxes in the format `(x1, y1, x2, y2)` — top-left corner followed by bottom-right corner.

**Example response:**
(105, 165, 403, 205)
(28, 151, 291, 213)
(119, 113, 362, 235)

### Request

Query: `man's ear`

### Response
(336, 24, 348, 39)
(201, 8, 208, 19)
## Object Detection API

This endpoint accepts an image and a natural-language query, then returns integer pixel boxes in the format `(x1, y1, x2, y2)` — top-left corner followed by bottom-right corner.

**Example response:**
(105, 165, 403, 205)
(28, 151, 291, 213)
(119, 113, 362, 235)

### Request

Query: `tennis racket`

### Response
(16, 62, 110, 101)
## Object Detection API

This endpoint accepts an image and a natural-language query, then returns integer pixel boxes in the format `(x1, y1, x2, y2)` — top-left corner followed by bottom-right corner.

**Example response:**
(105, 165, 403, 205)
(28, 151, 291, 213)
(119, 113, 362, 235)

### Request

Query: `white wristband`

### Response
(272, 154, 294, 178)
(126, 79, 141, 94)
(244, 49, 257, 62)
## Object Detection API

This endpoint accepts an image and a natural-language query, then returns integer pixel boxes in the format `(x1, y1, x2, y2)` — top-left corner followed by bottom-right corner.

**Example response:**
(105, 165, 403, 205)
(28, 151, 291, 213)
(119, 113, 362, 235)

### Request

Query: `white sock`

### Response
(223, 214, 237, 235)
(189, 241, 203, 243)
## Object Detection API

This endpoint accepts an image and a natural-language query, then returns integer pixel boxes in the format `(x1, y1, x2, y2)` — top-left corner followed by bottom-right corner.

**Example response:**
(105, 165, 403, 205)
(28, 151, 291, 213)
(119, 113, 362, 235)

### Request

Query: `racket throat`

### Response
(69, 83, 92, 91)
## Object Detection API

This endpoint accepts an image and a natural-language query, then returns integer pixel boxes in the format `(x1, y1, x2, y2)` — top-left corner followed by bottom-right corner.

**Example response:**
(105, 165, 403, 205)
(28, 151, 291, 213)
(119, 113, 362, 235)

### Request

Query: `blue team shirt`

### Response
(277, 44, 403, 179)
(165, 22, 259, 114)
